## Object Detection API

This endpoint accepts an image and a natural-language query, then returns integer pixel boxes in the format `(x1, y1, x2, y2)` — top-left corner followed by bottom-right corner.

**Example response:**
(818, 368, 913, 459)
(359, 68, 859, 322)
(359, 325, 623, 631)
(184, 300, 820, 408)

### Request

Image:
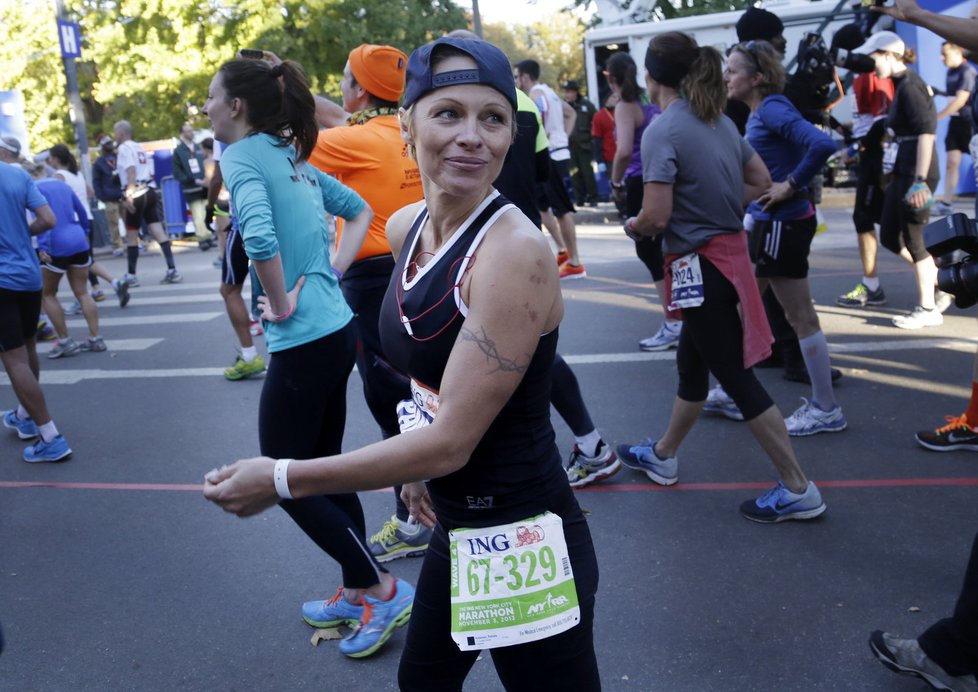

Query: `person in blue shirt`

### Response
(0, 156, 72, 463)
(721, 39, 845, 437)
(200, 55, 419, 660)
(24, 161, 107, 357)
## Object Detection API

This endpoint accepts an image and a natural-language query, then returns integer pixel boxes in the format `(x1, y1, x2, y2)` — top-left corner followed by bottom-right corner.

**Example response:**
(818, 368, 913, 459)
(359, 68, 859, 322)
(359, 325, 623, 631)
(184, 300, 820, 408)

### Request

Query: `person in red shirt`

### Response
(590, 90, 618, 206)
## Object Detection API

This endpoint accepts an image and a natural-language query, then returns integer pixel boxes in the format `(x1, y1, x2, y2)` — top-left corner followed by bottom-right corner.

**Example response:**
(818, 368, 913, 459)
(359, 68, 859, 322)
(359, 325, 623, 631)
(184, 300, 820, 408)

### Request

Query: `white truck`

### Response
(582, 0, 976, 196)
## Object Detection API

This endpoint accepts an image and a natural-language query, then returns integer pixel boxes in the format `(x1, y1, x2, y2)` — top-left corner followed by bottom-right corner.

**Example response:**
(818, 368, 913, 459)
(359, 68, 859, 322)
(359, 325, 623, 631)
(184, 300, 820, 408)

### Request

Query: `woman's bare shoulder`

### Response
(386, 200, 426, 257)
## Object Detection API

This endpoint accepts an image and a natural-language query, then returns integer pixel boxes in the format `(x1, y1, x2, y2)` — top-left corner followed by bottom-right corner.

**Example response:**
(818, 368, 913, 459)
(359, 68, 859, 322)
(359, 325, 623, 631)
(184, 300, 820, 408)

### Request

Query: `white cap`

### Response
(854, 31, 905, 56)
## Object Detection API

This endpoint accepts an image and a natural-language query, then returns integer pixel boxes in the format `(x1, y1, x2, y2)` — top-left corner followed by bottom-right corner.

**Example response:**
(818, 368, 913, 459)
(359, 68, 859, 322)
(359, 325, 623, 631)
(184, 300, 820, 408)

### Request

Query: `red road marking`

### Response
(1, 477, 976, 492)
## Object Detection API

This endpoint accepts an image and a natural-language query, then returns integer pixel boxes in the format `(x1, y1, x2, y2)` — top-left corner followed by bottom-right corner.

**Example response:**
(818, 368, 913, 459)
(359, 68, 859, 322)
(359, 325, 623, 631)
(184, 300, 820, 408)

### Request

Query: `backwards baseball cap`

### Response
(402, 37, 518, 113)
(348, 44, 408, 102)
(854, 30, 905, 56)
(0, 136, 21, 156)
(736, 7, 784, 43)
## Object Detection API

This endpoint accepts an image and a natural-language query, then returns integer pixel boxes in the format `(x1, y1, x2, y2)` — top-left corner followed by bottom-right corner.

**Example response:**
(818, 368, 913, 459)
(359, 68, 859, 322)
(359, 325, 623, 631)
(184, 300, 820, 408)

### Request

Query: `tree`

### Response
(484, 13, 588, 93)
(0, 0, 466, 153)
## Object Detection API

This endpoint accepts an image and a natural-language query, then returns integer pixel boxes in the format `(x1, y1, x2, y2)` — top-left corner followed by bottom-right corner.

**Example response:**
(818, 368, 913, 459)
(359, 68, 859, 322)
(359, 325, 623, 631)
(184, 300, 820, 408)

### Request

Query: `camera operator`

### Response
(833, 24, 896, 309)
(865, 8, 978, 692)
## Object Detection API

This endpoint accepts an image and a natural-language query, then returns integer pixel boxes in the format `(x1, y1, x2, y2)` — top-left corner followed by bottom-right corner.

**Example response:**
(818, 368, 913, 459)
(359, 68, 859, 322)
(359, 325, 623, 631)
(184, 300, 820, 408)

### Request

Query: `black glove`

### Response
(204, 204, 215, 230)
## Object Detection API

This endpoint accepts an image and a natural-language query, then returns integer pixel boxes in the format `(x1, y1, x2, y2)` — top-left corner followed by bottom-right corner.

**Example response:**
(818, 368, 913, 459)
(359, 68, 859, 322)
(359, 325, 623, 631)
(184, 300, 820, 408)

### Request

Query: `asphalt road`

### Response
(2, 198, 976, 690)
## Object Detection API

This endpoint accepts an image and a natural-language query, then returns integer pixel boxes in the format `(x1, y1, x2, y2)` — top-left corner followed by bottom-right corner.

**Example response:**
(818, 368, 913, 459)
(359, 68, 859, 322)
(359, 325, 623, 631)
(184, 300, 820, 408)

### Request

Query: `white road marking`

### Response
(65, 312, 223, 327)
(3, 337, 974, 385)
(37, 338, 163, 355)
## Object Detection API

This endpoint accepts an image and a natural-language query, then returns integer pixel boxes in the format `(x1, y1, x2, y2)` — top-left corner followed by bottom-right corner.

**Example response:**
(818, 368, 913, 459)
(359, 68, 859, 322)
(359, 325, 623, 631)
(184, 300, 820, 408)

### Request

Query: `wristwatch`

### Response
(610, 181, 625, 190)
(914, 175, 925, 182)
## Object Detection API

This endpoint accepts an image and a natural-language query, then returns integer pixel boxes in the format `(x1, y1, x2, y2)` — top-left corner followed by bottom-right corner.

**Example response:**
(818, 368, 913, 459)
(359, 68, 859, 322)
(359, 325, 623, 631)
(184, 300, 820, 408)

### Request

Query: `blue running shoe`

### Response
(616, 438, 678, 486)
(23, 435, 72, 463)
(740, 481, 826, 523)
(301, 587, 364, 628)
(339, 578, 414, 658)
(3, 410, 38, 439)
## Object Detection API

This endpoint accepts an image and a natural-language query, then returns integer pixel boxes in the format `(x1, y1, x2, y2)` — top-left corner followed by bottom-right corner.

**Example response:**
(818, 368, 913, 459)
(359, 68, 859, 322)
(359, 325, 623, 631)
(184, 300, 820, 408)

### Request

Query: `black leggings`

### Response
(626, 174, 665, 282)
(397, 487, 600, 691)
(259, 324, 386, 589)
(919, 528, 978, 676)
(880, 172, 935, 262)
(550, 353, 594, 437)
(675, 257, 773, 421)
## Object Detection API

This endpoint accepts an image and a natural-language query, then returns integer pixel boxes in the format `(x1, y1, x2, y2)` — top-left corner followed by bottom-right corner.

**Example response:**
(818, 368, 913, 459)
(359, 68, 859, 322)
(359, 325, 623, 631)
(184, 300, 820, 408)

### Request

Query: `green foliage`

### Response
(0, 0, 465, 152)
(484, 14, 588, 95)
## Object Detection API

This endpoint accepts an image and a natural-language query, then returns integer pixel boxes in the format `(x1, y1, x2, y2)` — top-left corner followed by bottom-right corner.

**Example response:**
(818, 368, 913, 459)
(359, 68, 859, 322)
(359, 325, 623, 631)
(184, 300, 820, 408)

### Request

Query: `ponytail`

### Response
(50, 143, 78, 174)
(683, 46, 725, 122)
(606, 52, 643, 103)
(218, 58, 318, 161)
(647, 32, 725, 122)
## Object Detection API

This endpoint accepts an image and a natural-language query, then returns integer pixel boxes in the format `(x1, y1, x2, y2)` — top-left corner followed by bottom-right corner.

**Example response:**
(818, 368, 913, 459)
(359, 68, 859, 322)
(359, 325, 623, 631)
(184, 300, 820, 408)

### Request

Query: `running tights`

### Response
(675, 257, 773, 421)
(259, 324, 385, 589)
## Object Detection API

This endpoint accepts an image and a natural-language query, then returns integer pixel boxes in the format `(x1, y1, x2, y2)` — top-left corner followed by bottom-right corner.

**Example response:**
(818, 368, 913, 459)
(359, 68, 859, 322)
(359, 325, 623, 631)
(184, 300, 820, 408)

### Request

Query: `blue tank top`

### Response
(379, 191, 567, 528)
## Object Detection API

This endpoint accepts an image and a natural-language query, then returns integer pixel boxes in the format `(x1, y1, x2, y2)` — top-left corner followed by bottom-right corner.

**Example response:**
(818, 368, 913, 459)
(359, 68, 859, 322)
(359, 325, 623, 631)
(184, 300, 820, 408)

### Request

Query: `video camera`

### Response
(926, 213, 978, 308)
(830, 46, 876, 74)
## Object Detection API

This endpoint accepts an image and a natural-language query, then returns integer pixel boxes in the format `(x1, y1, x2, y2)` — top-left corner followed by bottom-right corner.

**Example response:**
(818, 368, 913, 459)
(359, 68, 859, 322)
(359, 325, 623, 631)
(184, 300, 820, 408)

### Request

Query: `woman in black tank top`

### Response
(206, 37, 600, 690)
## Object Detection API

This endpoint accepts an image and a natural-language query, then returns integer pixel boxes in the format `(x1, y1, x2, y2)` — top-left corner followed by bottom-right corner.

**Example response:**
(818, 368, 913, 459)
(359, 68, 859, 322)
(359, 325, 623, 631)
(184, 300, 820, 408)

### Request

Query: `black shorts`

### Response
(0, 288, 42, 352)
(123, 187, 161, 229)
(947, 117, 973, 153)
(536, 159, 575, 217)
(42, 250, 92, 274)
(750, 215, 818, 279)
(222, 224, 249, 286)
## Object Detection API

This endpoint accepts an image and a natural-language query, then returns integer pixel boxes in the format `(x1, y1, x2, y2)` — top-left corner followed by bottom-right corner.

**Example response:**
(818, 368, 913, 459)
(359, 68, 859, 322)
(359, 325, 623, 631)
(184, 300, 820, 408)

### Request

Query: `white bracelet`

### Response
(274, 458, 294, 500)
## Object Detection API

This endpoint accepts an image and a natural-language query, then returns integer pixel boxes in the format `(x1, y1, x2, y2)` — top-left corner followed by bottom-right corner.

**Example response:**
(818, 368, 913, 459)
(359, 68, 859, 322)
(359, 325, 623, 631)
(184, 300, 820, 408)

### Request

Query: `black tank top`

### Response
(379, 191, 566, 528)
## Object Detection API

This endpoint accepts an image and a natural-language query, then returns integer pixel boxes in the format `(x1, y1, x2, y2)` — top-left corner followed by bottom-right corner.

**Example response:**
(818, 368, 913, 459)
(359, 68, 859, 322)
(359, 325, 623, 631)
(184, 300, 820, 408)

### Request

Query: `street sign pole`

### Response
(55, 1, 92, 192)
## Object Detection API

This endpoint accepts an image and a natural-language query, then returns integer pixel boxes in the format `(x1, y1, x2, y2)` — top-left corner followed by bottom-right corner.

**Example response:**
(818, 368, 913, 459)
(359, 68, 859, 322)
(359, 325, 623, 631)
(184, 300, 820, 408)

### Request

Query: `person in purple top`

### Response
(717, 39, 845, 438)
(605, 51, 680, 352)
(25, 161, 107, 357)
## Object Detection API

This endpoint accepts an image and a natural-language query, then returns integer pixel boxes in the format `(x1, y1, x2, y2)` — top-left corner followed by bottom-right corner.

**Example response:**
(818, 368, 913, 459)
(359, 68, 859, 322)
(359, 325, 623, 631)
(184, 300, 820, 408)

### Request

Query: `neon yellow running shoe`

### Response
(224, 354, 266, 381)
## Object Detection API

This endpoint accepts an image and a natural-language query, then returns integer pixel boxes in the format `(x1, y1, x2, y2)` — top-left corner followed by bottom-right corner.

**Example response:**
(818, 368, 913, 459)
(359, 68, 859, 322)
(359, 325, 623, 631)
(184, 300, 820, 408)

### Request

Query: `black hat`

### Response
(403, 37, 517, 113)
(562, 80, 581, 91)
(736, 7, 784, 43)
(831, 23, 866, 52)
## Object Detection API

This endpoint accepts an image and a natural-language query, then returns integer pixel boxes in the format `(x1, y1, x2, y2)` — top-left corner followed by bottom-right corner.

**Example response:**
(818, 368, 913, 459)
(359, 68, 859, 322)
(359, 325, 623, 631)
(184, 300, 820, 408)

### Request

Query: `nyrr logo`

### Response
(526, 592, 569, 616)
(465, 533, 510, 555)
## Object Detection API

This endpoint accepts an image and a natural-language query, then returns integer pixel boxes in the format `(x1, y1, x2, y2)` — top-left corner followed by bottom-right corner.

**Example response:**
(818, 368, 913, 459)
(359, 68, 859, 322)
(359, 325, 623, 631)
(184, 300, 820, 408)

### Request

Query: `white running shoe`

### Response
(892, 306, 942, 330)
(703, 385, 744, 421)
(639, 321, 681, 352)
(784, 398, 847, 436)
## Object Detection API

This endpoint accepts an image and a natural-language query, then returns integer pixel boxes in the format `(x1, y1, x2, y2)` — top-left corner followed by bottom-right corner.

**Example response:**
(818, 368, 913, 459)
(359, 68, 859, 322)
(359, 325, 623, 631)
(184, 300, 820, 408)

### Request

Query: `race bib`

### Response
(396, 379, 439, 434)
(882, 141, 897, 175)
(189, 158, 201, 175)
(449, 512, 579, 651)
(669, 253, 705, 309)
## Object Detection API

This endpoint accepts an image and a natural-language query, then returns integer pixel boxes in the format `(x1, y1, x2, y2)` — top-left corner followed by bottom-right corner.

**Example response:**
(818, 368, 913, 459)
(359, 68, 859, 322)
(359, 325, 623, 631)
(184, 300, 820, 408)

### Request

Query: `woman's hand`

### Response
(611, 185, 625, 205)
(38, 250, 52, 265)
(756, 180, 795, 212)
(203, 456, 280, 517)
(257, 276, 305, 322)
(904, 181, 933, 212)
(401, 482, 437, 529)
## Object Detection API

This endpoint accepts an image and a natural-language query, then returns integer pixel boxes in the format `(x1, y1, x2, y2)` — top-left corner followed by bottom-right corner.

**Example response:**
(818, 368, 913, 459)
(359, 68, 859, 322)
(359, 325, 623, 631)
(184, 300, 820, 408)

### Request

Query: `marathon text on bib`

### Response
(449, 511, 580, 651)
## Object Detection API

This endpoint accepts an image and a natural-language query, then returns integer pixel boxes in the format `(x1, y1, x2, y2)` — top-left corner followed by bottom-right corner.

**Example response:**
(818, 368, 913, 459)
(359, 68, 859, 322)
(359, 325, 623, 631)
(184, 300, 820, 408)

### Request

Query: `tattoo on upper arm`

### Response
(460, 326, 531, 375)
